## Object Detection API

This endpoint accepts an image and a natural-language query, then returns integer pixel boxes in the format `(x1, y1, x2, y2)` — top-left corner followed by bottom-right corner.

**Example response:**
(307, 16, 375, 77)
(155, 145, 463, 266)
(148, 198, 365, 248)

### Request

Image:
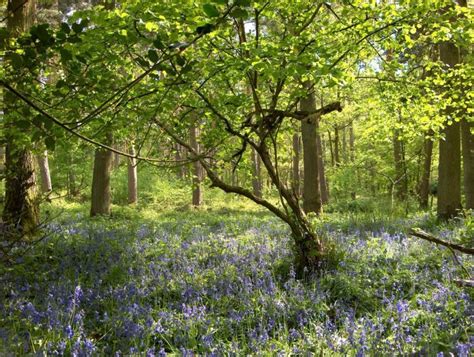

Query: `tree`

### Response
(437, 16, 462, 220)
(301, 83, 323, 215)
(37, 150, 52, 193)
(2, 0, 39, 234)
(418, 133, 434, 209)
(90, 134, 113, 216)
(291, 133, 301, 198)
(189, 122, 203, 207)
(128, 143, 138, 205)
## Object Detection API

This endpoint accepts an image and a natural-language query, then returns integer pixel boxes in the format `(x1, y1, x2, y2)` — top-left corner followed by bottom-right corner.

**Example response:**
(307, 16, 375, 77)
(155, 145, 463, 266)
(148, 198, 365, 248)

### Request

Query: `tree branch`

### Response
(409, 229, 474, 255)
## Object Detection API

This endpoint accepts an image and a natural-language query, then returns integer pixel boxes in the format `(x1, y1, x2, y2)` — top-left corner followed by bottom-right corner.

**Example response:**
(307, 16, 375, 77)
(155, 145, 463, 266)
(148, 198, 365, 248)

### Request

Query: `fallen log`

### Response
(409, 229, 474, 255)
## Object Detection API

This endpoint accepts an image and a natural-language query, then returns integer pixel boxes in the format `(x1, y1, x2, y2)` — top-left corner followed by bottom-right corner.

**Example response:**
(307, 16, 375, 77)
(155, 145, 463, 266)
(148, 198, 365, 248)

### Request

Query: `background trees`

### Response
(1, 0, 472, 265)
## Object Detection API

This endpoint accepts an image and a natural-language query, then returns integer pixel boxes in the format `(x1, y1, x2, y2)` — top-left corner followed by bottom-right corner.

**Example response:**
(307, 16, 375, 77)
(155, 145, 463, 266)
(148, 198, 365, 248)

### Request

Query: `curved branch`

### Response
(0, 80, 170, 164)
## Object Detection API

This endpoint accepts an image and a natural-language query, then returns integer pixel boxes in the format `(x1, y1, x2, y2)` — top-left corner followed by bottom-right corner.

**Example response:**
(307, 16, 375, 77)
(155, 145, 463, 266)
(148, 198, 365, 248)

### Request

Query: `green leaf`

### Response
(147, 49, 159, 63)
(45, 137, 56, 151)
(196, 23, 214, 35)
(72, 20, 89, 33)
(145, 22, 159, 32)
(230, 8, 248, 18)
(203, 4, 220, 17)
(10, 52, 24, 69)
(153, 38, 165, 50)
(31, 24, 51, 43)
(16, 120, 30, 129)
(176, 55, 186, 66)
(60, 48, 73, 62)
(60, 22, 71, 34)
(235, 0, 251, 6)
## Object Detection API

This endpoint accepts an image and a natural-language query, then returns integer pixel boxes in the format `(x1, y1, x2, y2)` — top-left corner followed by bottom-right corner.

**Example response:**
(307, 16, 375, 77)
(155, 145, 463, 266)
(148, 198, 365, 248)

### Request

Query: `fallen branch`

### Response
(453, 279, 474, 288)
(409, 229, 474, 255)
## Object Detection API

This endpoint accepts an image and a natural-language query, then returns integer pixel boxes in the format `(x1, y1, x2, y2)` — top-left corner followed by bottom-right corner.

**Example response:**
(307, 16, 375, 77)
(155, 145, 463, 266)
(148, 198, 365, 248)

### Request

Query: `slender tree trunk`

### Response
(190, 124, 203, 206)
(316, 121, 329, 204)
(349, 122, 356, 200)
(113, 147, 121, 170)
(251, 146, 262, 198)
(90, 135, 113, 216)
(301, 83, 322, 214)
(418, 134, 433, 209)
(175, 143, 186, 180)
(437, 37, 462, 220)
(0, 146, 4, 177)
(127, 144, 138, 204)
(334, 126, 340, 166)
(37, 150, 52, 193)
(393, 129, 408, 201)
(328, 130, 335, 167)
(2, 0, 39, 234)
(461, 119, 474, 209)
(292, 133, 301, 198)
(342, 126, 347, 163)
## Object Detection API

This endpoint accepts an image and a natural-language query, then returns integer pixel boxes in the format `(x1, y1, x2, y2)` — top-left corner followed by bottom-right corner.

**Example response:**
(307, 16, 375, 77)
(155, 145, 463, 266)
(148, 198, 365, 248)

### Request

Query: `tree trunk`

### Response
(0, 146, 4, 175)
(342, 126, 347, 163)
(456, 1, 472, 210)
(175, 143, 186, 180)
(334, 126, 340, 166)
(251, 146, 262, 198)
(2, 0, 39, 234)
(316, 120, 329, 204)
(190, 124, 203, 206)
(127, 144, 138, 205)
(437, 38, 462, 220)
(90, 136, 113, 216)
(349, 123, 356, 200)
(418, 134, 433, 209)
(461, 119, 474, 210)
(37, 150, 52, 193)
(328, 130, 335, 167)
(113, 147, 121, 170)
(292, 133, 301, 198)
(301, 83, 322, 214)
(393, 129, 408, 201)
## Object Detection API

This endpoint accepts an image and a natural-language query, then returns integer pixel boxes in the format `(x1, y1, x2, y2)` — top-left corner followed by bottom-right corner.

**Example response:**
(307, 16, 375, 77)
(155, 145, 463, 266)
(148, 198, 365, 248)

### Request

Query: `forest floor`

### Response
(0, 196, 473, 356)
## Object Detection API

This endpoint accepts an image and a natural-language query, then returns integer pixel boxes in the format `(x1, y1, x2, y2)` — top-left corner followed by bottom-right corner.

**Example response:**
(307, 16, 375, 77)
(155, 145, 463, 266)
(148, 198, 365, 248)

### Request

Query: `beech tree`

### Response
(2, 0, 39, 234)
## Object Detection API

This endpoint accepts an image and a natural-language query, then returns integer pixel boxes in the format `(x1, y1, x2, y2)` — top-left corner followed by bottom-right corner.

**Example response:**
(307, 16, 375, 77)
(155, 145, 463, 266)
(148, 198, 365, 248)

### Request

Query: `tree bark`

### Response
(292, 133, 301, 198)
(127, 144, 138, 204)
(113, 146, 121, 169)
(418, 133, 433, 209)
(175, 143, 187, 180)
(190, 124, 203, 206)
(2, 0, 39, 234)
(251, 146, 262, 198)
(437, 39, 462, 220)
(37, 150, 52, 193)
(301, 83, 322, 215)
(461, 119, 474, 210)
(90, 135, 113, 216)
(316, 120, 329, 204)
(328, 130, 335, 167)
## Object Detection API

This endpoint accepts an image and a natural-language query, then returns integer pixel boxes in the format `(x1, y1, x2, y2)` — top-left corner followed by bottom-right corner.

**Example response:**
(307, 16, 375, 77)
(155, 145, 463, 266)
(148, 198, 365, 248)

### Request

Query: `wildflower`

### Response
(65, 325, 74, 339)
